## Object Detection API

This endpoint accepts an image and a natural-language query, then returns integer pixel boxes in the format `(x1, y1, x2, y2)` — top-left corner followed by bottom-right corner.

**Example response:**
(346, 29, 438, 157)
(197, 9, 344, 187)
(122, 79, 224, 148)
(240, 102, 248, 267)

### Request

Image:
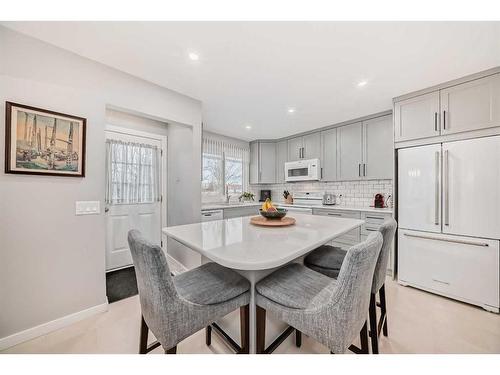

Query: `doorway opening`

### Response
(104, 122, 167, 302)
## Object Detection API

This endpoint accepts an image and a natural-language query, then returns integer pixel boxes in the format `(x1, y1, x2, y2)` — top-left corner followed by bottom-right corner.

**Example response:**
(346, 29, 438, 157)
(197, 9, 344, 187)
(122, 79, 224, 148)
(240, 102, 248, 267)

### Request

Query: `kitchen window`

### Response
(202, 137, 249, 202)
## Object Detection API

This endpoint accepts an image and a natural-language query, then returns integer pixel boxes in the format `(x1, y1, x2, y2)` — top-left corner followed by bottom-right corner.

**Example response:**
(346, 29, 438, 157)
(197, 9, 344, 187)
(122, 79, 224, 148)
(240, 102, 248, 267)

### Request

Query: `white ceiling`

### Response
(3, 22, 500, 141)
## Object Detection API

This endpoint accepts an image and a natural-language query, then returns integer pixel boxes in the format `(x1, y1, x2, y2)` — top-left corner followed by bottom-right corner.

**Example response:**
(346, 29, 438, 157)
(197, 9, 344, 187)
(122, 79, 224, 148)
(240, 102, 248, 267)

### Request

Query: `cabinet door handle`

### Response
(320, 167, 323, 179)
(443, 110, 446, 130)
(327, 213, 342, 216)
(365, 216, 383, 220)
(432, 278, 450, 285)
(434, 112, 438, 131)
(363, 163, 366, 177)
(358, 163, 361, 177)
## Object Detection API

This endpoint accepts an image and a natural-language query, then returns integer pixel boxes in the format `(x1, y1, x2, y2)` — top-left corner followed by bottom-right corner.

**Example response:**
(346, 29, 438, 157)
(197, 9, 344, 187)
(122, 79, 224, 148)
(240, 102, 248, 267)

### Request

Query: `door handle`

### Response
(320, 167, 323, 179)
(443, 110, 446, 130)
(327, 213, 342, 216)
(434, 112, 438, 132)
(444, 149, 449, 226)
(432, 278, 450, 286)
(403, 233, 489, 247)
(363, 163, 366, 177)
(435, 151, 440, 225)
(105, 207, 109, 213)
(358, 163, 361, 177)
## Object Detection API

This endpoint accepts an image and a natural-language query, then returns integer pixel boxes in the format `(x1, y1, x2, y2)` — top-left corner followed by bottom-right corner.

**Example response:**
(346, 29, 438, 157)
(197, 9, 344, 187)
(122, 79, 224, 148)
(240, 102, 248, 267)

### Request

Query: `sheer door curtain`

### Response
(105, 139, 161, 205)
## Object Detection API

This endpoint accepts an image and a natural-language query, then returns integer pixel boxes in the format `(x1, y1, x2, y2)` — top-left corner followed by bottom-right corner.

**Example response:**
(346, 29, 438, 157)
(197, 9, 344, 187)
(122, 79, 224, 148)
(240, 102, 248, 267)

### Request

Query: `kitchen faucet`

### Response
(225, 185, 231, 203)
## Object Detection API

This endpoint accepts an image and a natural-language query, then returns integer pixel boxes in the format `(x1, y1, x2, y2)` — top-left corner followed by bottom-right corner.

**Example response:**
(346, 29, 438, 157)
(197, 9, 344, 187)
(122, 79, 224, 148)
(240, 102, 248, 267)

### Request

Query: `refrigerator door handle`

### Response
(403, 233, 489, 247)
(435, 151, 440, 225)
(444, 149, 450, 226)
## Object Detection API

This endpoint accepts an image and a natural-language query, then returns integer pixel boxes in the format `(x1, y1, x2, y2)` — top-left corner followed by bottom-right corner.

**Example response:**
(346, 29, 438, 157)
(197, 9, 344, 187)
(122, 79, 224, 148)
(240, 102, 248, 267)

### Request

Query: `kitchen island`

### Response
(163, 213, 363, 353)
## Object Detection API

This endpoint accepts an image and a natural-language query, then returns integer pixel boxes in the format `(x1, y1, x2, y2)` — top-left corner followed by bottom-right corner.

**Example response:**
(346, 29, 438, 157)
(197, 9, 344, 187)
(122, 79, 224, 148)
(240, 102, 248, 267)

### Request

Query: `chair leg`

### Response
(139, 315, 148, 354)
(379, 284, 388, 337)
(368, 293, 379, 354)
(359, 321, 369, 354)
(165, 346, 177, 354)
(256, 306, 266, 354)
(295, 330, 302, 348)
(206, 325, 212, 346)
(240, 305, 250, 354)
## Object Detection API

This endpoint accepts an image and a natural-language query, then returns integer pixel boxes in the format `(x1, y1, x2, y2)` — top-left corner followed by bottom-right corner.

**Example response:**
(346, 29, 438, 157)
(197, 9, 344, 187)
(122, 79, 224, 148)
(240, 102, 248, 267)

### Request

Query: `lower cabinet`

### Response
(222, 206, 260, 219)
(312, 209, 394, 276)
(398, 229, 500, 312)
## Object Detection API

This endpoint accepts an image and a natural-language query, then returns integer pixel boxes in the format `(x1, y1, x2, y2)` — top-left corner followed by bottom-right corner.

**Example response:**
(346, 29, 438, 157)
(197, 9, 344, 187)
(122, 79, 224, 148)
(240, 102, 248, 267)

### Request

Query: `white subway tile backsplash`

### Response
(249, 179, 393, 208)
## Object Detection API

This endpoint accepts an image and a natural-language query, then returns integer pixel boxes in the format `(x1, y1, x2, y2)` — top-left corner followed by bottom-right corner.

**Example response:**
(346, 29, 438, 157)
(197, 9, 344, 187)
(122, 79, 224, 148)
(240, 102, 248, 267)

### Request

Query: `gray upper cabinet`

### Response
(249, 142, 259, 184)
(321, 128, 337, 181)
(440, 73, 500, 136)
(287, 136, 303, 161)
(363, 115, 393, 179)
(250, 111, 395, 184)
(303, 133, 321, 159)
(275, 140, 288, 183)
(259, 142, 276, 183)
(395, 73, 500, 143)
(250, 141, 276, 184)
(338, 122, 363, 180)
(287, 133, 321, 161)
(394, 91, 440, 142)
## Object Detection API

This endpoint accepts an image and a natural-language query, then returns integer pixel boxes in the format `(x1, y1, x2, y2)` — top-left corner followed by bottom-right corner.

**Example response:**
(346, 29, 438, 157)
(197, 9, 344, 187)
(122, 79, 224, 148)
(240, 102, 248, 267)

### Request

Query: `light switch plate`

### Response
(75, 201, 101, 215)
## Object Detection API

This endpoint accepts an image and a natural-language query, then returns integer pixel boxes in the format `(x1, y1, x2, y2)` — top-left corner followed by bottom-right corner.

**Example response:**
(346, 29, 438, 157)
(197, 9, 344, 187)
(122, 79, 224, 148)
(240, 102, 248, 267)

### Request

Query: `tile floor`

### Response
(2, 277, 500, 354)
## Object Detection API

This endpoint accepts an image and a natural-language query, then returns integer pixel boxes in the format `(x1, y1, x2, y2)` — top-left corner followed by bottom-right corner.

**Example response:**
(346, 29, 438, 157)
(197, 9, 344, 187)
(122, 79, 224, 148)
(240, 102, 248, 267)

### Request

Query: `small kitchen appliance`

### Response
(374, 193, 385, 208)
(259, 190, 272, 202)
(322, 192, 336, 205)
(284, 159, 321, 182)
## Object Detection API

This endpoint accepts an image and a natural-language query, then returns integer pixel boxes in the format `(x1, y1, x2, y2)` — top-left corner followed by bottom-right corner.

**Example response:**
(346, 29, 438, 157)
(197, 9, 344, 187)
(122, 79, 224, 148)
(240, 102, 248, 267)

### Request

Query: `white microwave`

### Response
(285, 159, 321, 182)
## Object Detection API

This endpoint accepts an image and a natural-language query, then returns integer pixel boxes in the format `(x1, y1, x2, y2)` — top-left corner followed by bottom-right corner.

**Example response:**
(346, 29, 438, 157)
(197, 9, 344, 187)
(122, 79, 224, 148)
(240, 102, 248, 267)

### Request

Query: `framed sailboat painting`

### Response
(5, 102, 86, 177)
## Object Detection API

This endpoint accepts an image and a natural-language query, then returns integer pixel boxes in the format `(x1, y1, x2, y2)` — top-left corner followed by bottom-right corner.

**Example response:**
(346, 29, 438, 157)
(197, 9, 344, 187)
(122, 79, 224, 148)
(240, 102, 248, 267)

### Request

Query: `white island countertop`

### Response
(163, 213, 364, 271)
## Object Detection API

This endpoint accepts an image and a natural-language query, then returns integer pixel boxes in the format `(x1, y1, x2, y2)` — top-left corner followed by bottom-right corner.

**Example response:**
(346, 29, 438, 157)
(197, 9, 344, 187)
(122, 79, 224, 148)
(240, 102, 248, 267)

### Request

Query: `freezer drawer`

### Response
(398, 229, 499, 311)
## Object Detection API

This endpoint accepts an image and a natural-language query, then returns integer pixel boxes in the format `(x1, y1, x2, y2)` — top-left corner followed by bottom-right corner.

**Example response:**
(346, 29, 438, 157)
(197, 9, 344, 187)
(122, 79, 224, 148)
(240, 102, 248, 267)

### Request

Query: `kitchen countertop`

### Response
(163, 213, 364, 270)
(275, 202, 393, 214)
(201, 202, 261, 211)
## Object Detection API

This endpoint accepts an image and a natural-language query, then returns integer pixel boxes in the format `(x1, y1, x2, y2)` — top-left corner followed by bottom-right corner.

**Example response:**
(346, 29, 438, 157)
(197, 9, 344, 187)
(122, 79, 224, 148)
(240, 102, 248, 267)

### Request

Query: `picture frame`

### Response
(5, 101, 86, 177)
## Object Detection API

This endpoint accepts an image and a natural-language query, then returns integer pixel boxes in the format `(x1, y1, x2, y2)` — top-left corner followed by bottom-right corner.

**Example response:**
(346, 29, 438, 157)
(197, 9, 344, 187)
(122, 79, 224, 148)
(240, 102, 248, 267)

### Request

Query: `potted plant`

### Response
(239, 192, 255, 202)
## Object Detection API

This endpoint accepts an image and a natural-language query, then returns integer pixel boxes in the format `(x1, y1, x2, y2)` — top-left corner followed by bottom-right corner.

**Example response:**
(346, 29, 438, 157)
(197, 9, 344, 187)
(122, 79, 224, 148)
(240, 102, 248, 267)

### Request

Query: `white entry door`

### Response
(105, 128, 165, 271)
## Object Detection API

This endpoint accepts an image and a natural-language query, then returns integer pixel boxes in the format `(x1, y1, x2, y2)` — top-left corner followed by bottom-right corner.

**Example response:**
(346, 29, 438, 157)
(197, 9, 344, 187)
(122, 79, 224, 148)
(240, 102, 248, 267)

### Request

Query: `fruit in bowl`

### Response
(260, 199, 288, 219)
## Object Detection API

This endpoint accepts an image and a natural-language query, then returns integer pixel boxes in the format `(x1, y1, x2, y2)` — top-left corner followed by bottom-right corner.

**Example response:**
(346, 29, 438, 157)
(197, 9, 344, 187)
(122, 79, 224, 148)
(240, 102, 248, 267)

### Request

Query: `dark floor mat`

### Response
(106, 266, 138, 303)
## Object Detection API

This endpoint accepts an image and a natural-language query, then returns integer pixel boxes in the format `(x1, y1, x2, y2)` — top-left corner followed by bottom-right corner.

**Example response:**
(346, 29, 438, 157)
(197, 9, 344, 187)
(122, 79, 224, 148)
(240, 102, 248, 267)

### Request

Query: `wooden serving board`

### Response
(250, 216, 296, 227)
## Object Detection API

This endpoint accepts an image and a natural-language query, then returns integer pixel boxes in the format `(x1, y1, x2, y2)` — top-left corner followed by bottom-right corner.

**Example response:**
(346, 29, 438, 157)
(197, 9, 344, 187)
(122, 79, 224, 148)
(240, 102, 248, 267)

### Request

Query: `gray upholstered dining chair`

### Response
(304, 218, 397, 354)
(128, 229, 251, 354)
(255, 232, 383, 354)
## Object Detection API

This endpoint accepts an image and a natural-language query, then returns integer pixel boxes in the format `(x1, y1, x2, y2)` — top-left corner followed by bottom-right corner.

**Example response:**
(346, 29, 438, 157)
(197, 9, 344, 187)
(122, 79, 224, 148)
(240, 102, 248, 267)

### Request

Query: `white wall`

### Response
(0, 26, 202, 346)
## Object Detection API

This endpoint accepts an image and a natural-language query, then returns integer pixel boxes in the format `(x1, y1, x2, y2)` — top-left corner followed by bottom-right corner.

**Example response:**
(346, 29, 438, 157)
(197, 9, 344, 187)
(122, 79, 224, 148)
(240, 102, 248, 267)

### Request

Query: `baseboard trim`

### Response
(0, 302, 109, 351)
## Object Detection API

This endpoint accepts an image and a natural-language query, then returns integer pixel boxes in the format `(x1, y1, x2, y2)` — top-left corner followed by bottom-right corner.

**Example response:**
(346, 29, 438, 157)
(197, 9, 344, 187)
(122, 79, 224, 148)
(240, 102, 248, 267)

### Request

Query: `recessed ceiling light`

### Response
(245, 125, 252, 130)
(357, 80, 368, 87)
(188, 52, 200, 61)
(287, 108, 296, 113)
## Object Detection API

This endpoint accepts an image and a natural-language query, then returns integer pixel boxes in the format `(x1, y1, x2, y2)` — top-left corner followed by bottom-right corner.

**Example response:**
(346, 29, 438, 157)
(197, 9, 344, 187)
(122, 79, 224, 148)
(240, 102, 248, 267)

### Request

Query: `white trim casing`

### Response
(0, 302, 108, 351)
